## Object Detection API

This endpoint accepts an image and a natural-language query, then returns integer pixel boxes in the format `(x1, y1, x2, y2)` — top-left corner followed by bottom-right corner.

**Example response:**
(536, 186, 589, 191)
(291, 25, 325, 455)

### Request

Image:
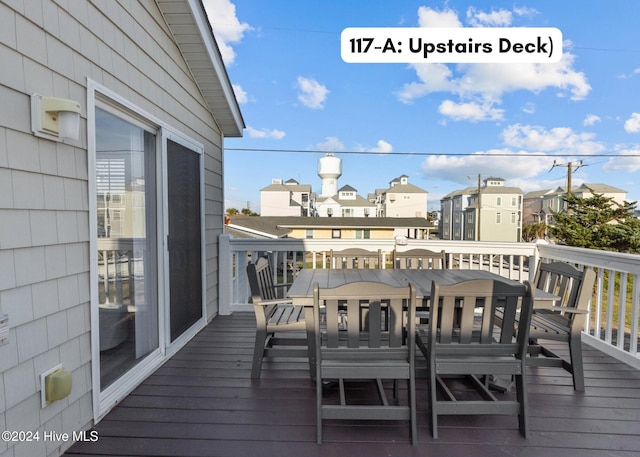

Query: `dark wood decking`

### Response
(66, 313, 640, 457)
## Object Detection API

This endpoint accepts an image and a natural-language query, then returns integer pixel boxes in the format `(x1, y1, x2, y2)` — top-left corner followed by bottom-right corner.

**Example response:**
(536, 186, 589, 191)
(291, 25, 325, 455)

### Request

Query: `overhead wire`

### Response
(225, 147, 640, 158)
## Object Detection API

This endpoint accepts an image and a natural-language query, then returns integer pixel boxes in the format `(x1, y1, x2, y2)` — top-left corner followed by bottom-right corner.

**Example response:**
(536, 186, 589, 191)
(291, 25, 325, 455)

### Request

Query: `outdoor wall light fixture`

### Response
(31, 93, 81, 141)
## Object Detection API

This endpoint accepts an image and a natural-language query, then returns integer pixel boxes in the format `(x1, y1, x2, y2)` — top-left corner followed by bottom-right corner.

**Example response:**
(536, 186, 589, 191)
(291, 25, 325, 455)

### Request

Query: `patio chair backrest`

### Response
(247, 256, 280, 302)
(428, 279, 534, 357)
(534, 261, 584, 309)
(393, 249, 447, 269)
(314, 281, 416, 350)
(330, 248, 381, 269)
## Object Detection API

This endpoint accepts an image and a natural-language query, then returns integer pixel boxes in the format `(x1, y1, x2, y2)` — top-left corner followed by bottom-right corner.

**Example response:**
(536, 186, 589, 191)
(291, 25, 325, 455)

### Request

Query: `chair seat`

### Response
(266, 304, 306, 329)
(529, 311, 571, 337)
(322, 360, 411, 379)
(434, 356, 523, 376)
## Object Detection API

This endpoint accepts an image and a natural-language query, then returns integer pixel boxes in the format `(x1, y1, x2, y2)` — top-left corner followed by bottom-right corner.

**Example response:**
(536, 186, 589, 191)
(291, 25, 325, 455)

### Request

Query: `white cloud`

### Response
(603, 148, 640, 172)
(397, 6, 591, 111)
(420, 149, 551, 185)
(522, 102, 536, 114)
(396, 63, 456, 104)
(246, 126, 285, 139)
(624, 113, 640, 133)
(583, 114, 601, 126)
(619, 68, 640, 79)
(368, 140, 393, 153)
(296, 76, 329, 109)
(316, 136, 345, 151)
(501, 124, 605, 155)
(232, 84, 249, 104)
(438, 99, 504, 122)
(466, 7, 513, 27)
(203, 0, 252, 66)
(513, 6, 539, 18)
(417, 6, 462, 27)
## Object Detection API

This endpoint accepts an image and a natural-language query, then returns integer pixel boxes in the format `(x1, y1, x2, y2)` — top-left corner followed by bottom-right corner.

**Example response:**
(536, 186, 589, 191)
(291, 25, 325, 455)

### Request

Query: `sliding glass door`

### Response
(91, 86, 206, 415)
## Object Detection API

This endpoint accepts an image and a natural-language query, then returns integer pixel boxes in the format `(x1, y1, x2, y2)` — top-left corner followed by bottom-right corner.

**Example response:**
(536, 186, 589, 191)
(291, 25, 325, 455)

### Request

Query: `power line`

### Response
(225, 147, 640, 158)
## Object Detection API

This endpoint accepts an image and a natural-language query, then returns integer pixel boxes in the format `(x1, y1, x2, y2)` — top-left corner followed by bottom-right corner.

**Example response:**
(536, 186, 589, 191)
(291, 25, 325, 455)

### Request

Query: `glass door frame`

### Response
(88, 80, 207, 421)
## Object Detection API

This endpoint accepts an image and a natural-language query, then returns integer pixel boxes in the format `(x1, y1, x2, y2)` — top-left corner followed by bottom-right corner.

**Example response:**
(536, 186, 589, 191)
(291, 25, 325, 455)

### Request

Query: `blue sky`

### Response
(205, 0, 640, 212)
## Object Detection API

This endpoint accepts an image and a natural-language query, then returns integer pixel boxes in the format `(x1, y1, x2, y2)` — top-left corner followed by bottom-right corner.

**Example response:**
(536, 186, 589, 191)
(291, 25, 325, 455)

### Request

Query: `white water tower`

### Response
(318, 153, 342, 198)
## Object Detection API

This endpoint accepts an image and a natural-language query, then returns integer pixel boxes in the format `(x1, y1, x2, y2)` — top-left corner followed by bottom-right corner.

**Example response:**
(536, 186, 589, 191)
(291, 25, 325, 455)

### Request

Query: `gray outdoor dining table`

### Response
(287, 268, 558, 380)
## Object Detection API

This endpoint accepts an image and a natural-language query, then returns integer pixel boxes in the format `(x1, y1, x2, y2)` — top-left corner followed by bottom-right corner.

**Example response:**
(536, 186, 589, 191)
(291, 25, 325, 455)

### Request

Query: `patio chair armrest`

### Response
(534, 307, 588, 315)
(255, 298, 294, 307)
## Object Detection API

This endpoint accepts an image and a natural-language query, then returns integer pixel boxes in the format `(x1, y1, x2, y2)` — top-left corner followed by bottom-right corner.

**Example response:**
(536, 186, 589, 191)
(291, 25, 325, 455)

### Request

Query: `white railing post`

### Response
(218, 234, 233, 315)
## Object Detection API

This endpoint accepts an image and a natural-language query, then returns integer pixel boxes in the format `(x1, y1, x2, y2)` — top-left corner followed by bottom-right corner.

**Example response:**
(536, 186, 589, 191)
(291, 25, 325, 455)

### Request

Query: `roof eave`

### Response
(157, 0, 245, 138)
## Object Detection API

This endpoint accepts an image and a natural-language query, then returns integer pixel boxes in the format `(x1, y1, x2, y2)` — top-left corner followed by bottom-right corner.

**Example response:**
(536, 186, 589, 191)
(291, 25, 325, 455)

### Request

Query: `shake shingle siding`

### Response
(0, 2, 242, 455)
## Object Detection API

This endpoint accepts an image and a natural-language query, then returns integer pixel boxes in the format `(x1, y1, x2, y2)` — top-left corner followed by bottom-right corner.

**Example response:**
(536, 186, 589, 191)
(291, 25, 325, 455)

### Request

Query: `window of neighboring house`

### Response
(511, 196, 517, 206)
(342, 208, 354, 217)
(496, 196, 502, 206)
(467, 213, 473, 223)
(306, 229, 313, 239)
(355, 229, 371, 239)
(511, 212, 517, 224)
(332, 229, 341, 239)
(496, 212, 502, 224)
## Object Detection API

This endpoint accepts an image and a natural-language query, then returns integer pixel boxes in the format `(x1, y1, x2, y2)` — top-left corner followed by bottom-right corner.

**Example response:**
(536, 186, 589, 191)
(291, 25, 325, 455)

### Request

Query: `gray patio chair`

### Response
(526, 262, 596, 391)
(416, 279, 534, 439)
(330, 248, 381, 269)
(314, 281, 417, 445)
(246, 257, 307, 378)
(392, 248, 447, 269)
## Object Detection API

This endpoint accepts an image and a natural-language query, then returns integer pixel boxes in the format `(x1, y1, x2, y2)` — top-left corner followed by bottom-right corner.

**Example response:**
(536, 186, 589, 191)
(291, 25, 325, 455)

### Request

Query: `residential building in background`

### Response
(226, 216, 433, 240)
(261, 154, 428, 218)
(440, 178, 523, 242)
(260, 179, 313, 216)
(374, 175, 429, 218)
(315, 184, 377, 217)
(439, 187, 476, 240)
(523, 183, 628, 227)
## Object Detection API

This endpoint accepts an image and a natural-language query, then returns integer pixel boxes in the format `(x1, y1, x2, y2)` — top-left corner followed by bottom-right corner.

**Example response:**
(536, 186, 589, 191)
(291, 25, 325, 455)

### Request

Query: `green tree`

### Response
(549, 192, 640, 253)
(226, 208, 239, 216)
(241, 208, 259, 216)
(522, 222, 547, 242)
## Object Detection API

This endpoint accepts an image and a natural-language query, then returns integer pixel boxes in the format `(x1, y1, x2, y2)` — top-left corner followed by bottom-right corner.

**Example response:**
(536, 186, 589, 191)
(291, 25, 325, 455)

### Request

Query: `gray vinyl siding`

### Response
(0, 1, 226, 455)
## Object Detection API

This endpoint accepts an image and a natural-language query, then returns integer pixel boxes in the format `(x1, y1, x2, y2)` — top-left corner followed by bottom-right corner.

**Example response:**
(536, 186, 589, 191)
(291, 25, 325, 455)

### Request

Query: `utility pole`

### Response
(550, 160, 583, 216)
(477, 174, 482, 241)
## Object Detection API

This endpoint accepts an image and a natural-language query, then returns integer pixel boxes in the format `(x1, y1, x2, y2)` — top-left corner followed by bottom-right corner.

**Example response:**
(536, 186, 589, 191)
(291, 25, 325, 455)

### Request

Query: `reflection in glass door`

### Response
(95, 107, 159, 390)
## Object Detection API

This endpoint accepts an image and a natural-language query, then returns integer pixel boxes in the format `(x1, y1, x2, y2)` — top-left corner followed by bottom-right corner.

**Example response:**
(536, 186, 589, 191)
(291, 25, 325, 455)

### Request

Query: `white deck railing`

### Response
(219, 235, 640, 369)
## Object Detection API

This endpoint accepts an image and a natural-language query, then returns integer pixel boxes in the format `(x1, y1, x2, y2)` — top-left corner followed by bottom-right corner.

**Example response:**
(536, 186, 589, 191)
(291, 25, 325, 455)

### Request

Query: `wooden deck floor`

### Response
(66, 312, 640, 457)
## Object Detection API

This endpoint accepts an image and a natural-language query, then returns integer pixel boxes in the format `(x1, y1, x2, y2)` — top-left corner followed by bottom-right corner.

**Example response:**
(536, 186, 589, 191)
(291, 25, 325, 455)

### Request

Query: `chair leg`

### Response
(514, 371, 528, 438)
(568, 335, 585, 391)
(409, 374, 417, 445)
(316, 372, 323, 444)
(429, 366, 438, 439)
(251, 329, 268, 379)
